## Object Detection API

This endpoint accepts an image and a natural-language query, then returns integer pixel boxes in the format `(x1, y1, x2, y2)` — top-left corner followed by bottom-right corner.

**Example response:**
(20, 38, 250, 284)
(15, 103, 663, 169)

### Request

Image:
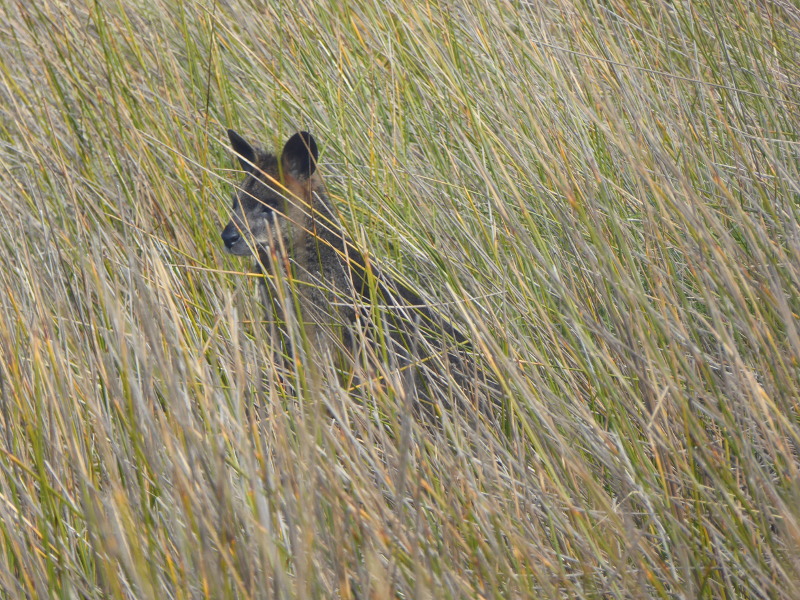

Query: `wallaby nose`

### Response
(221, 224, 241, 248)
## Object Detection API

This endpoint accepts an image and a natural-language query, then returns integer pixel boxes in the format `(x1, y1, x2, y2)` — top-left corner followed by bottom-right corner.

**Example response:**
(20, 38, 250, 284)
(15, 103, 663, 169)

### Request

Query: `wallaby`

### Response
(220, 129, 498, 421)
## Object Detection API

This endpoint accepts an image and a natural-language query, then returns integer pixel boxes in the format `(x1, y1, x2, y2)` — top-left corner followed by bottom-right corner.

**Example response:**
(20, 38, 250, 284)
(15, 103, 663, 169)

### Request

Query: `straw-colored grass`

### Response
(1, 0, 798, 597)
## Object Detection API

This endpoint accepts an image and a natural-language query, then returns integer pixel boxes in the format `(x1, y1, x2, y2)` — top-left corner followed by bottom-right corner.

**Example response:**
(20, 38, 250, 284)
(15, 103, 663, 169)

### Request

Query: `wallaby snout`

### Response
(220, 222, 242, 252)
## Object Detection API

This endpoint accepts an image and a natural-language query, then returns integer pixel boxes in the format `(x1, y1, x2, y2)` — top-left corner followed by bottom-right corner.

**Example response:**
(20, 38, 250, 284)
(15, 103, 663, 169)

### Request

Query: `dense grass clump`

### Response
(1, 0, 799, 597)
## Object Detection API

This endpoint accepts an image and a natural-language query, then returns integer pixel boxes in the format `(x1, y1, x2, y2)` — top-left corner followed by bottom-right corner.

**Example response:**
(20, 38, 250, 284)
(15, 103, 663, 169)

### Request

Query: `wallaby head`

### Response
(221, 130, 321, 258)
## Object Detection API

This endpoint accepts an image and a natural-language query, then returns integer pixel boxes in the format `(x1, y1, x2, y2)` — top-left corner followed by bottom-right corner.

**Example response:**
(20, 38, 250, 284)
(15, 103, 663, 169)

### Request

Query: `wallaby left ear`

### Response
(228, 129, 256, 173)
(281, 131, 318, 180)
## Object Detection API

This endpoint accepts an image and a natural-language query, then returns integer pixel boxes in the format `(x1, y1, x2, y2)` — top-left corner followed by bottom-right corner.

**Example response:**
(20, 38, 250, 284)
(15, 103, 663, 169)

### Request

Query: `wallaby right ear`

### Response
(281, 131, 319, 180)
(228, 129, 256, 173)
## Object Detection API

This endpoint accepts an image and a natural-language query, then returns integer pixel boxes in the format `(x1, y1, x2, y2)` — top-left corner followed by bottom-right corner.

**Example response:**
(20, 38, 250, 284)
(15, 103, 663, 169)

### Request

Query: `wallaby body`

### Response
(221, 130, 497, 420)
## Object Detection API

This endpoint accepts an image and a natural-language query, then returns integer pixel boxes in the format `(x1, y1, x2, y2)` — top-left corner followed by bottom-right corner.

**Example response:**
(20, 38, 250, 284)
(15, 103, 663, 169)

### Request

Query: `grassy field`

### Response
(1, 0, 799, 597)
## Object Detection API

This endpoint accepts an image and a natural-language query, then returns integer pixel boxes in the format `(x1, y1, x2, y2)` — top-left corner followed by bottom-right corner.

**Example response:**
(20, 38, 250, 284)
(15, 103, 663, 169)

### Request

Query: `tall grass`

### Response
(0, 0, 798, 597)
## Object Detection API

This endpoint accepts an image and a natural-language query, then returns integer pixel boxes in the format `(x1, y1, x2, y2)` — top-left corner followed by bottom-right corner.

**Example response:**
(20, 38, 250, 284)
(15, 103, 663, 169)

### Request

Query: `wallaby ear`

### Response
(228, 129, 256, 173)
(281, 131, 318, 180)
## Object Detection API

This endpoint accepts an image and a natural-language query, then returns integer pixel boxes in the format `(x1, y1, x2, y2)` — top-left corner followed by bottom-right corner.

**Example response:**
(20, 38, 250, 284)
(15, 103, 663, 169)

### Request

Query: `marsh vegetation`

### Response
(0, 0, 798, 597)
